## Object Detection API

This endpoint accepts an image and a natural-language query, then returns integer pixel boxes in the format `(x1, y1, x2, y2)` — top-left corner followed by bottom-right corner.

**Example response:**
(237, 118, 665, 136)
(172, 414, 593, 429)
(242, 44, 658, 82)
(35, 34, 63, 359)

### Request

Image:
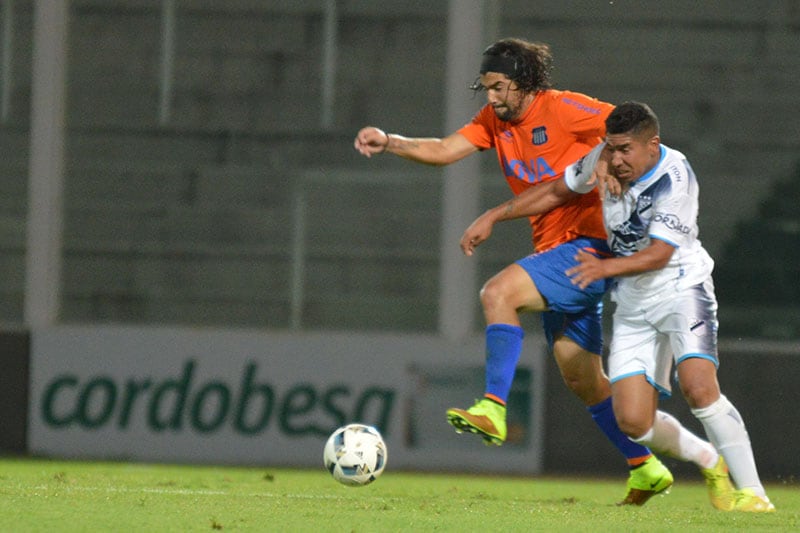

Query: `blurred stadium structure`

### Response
(1, 0, 799, 338)
(2, 0, 800, 481)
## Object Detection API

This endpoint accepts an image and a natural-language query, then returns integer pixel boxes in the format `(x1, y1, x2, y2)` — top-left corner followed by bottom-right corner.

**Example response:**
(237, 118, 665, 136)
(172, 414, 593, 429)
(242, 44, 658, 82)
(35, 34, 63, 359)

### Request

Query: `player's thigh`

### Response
(481, 263, 547, 312)
(552, 336, 605, 378)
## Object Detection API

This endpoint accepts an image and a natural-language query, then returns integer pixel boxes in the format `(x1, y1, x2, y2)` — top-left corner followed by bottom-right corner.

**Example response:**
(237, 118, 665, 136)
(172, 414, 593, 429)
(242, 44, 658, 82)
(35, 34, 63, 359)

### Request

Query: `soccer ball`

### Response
(323, 423, 387, 486)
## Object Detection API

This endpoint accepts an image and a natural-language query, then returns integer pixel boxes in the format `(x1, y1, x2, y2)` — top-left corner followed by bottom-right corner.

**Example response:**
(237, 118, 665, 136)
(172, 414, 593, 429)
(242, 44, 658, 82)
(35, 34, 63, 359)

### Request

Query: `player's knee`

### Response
(614, 412, 649, 439)
(677, 358, 720, 408)
(556, 355, 609, 404)
(560, 371, 606, 404)
(559, 371, 583, 395)
(479, 279, 507, 312)
(680, 382, 720, 409)
(610, 401, 650, 438)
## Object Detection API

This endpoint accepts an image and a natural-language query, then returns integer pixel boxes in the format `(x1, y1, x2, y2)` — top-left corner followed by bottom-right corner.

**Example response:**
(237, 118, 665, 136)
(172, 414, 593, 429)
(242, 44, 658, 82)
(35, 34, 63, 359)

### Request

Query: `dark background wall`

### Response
(0, 331, 29, 453)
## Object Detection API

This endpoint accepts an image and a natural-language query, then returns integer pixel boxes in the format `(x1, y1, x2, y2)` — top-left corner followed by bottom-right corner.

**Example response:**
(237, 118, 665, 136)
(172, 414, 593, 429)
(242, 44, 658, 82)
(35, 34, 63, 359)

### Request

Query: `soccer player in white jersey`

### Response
(460, 101, 774, 512)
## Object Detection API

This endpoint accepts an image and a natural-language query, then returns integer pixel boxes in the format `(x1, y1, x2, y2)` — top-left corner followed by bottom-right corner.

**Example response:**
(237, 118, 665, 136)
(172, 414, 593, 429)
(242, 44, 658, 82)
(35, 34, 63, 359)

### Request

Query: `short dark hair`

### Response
(473, 38, 553, 93)
(605, 101, 660, 139)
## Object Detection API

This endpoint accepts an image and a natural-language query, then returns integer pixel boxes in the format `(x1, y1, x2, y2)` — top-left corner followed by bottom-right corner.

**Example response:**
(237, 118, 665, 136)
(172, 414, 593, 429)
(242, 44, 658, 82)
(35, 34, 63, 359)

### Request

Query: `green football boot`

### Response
(700, 456, 736, 510)
(618, 456, 674, 506)
(730, 489, 776, 512)
(446, 398, 507, 446)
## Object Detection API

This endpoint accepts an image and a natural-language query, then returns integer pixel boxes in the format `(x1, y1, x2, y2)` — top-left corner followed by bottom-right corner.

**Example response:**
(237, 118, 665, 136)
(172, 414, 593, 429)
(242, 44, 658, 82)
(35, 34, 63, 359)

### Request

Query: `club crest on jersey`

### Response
(637, 195, 653, 214)
(531, 127, 548, 145)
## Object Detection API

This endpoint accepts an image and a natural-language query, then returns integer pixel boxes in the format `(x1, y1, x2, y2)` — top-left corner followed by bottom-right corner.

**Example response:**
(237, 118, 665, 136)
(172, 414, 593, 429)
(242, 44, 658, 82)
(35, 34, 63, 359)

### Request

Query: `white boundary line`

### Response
(30, 485, 363, 499)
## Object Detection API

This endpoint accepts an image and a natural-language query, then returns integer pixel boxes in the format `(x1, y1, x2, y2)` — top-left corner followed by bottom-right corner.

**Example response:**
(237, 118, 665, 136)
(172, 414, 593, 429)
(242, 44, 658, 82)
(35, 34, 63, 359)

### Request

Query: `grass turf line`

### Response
(0, 458, 797, 532)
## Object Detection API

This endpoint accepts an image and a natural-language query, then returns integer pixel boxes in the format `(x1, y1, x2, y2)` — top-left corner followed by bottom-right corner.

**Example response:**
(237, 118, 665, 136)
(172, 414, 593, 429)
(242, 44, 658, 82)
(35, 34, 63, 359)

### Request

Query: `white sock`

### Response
(633, 411, 717, 469)
(692, 395, 766, 496)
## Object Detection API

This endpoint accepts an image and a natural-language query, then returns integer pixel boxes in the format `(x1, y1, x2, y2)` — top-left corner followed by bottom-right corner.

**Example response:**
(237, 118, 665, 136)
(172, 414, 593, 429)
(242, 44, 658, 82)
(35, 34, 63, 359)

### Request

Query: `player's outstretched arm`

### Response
(354, 127, 477, 165)
(460, 179, 575, 256)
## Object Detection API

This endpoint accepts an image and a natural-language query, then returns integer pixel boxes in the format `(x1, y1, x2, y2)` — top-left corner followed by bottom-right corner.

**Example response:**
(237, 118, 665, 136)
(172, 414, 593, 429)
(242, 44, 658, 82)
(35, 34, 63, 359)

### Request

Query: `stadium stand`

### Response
(714, 161, 800, 339)
(0, 0, 798, 335)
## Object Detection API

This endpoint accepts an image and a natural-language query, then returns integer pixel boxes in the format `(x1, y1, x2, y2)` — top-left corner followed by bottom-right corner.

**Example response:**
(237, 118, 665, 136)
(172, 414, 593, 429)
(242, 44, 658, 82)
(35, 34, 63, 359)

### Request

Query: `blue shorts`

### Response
(515, 237, 612, 355)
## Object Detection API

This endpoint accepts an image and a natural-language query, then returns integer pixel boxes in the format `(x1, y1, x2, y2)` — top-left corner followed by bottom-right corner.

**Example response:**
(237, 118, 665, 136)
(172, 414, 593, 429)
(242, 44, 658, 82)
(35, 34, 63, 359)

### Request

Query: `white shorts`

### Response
(607, 279, 719, 397)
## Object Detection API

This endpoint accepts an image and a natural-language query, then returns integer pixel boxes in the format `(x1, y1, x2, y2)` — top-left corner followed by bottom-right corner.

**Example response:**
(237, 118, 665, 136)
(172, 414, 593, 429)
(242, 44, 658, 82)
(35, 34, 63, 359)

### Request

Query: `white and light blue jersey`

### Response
(566, 143, 714, 305)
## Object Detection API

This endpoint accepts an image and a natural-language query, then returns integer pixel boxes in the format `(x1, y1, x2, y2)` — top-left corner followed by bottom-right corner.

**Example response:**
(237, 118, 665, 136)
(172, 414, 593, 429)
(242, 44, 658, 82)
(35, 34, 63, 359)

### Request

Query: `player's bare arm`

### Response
(460, 179, 576, 256)
(566, 239, 675, 289)
(354, 128, 477, 165)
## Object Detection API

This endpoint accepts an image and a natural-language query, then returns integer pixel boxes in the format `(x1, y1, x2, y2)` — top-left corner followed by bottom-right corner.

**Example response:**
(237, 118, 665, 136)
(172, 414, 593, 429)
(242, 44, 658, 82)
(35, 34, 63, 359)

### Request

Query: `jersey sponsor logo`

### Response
(653, 213, 690, 234)
(531, 126, 548, 145)
(562, 97, 603, 115)
(501, 155, 556, 183)
(499, 130, 514, 143)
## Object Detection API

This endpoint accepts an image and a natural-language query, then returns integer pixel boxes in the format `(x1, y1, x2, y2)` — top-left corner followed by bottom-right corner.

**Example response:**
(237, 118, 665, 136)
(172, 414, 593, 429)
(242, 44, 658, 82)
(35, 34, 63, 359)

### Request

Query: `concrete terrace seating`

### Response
(2, 1, 799, 334)
(60, 159, 445, 329)
(714, 164, 800, 339)
(64, 0, 448, 134)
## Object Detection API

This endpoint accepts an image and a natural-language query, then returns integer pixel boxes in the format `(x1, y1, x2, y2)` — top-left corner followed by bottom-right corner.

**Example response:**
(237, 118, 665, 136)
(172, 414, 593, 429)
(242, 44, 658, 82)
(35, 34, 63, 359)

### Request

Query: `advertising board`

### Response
(29, 326, 546, 474)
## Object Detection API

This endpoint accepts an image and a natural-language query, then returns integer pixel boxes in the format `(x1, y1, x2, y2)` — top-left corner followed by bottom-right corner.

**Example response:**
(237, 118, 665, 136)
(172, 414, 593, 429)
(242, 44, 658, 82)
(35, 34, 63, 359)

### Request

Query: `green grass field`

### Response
(0, 457, 797, 532)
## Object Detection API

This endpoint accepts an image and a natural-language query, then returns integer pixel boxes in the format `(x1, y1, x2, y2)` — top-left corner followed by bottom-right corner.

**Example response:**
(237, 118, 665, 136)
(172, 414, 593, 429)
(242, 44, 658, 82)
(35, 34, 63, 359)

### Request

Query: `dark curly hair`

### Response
(471, 38, 553, 93)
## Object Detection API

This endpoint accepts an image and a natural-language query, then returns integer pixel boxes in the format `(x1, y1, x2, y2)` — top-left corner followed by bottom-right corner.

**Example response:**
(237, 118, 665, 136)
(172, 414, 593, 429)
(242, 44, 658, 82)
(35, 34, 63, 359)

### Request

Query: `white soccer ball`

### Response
(323, 423, 387, 486)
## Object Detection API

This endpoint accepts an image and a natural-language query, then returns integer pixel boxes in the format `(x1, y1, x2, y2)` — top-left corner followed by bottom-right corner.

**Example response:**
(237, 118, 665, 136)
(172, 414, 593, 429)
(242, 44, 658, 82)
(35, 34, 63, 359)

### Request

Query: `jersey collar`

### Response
(632, 145, 666, 185)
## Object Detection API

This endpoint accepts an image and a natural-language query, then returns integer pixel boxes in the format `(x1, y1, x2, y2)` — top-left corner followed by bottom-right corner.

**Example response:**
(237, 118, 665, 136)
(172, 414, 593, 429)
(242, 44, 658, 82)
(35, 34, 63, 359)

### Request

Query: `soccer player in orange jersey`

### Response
(354, 38, 670, 504)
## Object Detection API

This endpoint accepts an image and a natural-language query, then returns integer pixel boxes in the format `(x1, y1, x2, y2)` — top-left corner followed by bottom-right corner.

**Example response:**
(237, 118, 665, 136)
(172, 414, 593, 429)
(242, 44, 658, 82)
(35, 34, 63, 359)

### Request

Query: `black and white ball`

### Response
(323, 423, 387, 486)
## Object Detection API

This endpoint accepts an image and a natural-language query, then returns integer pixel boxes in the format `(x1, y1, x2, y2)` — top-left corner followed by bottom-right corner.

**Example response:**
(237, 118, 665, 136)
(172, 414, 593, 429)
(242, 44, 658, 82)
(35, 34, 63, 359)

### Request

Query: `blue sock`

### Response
(588, 397, 652, 466)
(484, 324, 524, 404)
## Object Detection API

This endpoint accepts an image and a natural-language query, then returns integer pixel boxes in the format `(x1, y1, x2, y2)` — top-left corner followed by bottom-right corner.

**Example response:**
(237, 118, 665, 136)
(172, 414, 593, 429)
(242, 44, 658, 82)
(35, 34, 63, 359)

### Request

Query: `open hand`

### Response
(565, 249, 607, 289)
(460, 213, 495, 256)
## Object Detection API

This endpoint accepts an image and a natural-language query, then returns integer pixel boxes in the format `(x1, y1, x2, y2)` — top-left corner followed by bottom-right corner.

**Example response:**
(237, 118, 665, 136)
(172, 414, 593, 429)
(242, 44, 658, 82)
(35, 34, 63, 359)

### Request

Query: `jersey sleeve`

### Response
(648, 161, 698, 248)
(564, 142, 605, 194)
(456, 105, 496, 149)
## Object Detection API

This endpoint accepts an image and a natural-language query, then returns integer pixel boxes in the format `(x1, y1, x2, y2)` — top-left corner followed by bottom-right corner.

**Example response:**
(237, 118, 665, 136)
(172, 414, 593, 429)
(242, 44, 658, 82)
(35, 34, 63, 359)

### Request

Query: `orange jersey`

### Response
(458, 89, 613, 252)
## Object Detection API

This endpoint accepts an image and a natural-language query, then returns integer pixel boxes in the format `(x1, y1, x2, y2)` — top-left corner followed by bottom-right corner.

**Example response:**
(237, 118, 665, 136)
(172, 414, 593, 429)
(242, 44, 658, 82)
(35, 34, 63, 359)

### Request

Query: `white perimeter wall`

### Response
(29, 326, 547, 474)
